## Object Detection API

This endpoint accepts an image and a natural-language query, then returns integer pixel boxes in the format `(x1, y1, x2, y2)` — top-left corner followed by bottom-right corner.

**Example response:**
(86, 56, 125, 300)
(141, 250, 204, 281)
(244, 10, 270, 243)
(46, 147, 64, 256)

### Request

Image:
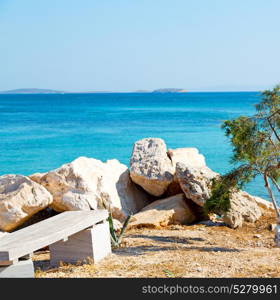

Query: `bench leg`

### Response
(0, 259, 34, 278)
(49, 221, 111, 266)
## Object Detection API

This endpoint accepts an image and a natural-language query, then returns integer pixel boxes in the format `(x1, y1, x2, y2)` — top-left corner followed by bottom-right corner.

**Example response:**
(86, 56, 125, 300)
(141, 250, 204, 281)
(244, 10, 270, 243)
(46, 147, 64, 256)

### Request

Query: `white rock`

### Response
(254, 196, 274, 211)
(30, 157, 150, 221)
(175, 162, 262, 228)
(253, 234, 261, 238)
(128, 194, 197, 229)
(0, 231, 8, 239)
(176, 162, 219, 206)
(130, 138, 174, 196)
(168, 148, 206, 168)
(0, 175, 53, 231)
(223, 191, 262, 229)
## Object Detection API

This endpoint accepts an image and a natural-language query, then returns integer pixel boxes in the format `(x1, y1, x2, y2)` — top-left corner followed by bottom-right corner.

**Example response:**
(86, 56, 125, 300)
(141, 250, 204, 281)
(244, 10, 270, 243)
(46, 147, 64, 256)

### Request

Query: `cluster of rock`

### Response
(0, 137, 274, 233)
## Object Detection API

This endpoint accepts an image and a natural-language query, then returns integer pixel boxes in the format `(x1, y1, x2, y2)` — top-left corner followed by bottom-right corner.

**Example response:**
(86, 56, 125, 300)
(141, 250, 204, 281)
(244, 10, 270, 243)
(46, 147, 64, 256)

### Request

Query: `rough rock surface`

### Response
(0, 175, 53, 231)
(176, 162, 219, 206)
(130, 138, 174, 197)
(175, 162, 262, 228)
(14, 207, 58, 231)
(0, 231, 8, 239)
(165, 148, 207, 197)
(30, 157, 150, 221)
(168, 148, 206, 168)
(254, 196, 274, 211)
(128, 194, 197, 229)
(223, 191, 262, 229)
(164, 180, 183, 197)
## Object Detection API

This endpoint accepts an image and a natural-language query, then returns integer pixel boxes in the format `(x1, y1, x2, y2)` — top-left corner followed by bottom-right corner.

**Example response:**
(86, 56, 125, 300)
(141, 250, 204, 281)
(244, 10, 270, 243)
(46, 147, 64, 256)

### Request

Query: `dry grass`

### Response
(34, 211, 280, 278)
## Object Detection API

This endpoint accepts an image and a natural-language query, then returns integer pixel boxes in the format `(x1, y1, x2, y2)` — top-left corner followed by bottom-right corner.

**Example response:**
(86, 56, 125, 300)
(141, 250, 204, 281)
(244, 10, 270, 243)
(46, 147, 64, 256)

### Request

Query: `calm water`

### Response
(0, 92, 271, 200)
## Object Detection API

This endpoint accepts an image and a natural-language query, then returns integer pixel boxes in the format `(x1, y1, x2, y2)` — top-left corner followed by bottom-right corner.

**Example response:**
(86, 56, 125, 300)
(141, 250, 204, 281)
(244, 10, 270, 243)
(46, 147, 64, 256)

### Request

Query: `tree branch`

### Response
(270, 176, 280, 193)
(267, 108, 280, 120)
(267, 117, 280, 143)
(264, 173, 280, 218)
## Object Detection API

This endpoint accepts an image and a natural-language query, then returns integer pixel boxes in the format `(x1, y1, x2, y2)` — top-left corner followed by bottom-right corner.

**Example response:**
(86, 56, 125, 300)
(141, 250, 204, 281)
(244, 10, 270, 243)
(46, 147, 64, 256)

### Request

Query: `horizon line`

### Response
(0, 88, 265, 94)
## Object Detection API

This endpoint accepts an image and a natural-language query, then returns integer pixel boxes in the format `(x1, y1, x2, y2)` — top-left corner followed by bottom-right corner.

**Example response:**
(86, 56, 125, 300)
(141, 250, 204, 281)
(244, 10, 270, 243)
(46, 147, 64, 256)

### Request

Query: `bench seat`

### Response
(0, 209, 111, 277)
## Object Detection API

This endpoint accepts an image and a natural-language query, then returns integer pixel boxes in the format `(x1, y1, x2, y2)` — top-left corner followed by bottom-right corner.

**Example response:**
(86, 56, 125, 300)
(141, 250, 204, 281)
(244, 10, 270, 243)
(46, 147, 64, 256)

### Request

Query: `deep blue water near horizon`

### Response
(0, 92, 274, 201)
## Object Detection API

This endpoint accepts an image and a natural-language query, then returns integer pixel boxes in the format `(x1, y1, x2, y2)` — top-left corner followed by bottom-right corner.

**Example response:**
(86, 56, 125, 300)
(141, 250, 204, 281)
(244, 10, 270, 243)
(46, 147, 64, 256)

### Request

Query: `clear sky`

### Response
(0, 0, 280, 92)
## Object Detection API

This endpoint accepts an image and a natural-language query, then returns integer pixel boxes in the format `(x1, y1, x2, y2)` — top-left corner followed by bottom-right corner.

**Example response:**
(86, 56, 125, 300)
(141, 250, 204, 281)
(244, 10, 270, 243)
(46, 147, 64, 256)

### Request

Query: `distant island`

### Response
(0, 88, 188, 94)
(152, 88, 187, 93)
(0, 88, 66, 94)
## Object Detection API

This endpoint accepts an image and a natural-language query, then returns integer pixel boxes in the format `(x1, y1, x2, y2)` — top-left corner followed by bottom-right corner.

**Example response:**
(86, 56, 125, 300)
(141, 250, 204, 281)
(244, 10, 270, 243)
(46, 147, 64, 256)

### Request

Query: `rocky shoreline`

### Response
(0, 137, 275, 235)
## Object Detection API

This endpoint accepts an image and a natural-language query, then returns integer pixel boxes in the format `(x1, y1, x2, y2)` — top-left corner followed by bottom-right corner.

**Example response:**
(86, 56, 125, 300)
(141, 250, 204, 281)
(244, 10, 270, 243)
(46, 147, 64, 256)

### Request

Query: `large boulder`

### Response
(14, 207, 58, 231)
(0, 175, 53, 231)
(128, 193, 197, 229)
(30, 157, 150, 221)
(0, 231, 8, 239)
(253, 196, 274, 212)
(165, 147, 207, 197)
(175, 162, 262, 228)
(168, 148, 206, 168)
(130, 138, 174, 196)
(176, 162, 219, 206)
(223, 191, 262, 228)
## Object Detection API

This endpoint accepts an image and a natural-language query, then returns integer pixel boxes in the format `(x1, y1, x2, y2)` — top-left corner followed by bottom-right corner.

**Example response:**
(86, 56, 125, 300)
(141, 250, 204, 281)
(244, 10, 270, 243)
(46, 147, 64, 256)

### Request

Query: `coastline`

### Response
(0, 91, 268, 200)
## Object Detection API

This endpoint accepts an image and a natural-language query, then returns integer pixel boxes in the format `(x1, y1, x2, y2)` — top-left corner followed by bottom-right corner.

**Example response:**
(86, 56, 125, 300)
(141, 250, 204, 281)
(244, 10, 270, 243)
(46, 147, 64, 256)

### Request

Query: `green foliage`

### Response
(205, 165, 256, 214)
(163, 269, 175, 278)
(222, 117, 269, 165)
(256, 85, 280, 121)
(100, 198, 132, 248)
(205, 85, 280, 216)
(204, 177, 232, 214)
(108, 211, 131, 248)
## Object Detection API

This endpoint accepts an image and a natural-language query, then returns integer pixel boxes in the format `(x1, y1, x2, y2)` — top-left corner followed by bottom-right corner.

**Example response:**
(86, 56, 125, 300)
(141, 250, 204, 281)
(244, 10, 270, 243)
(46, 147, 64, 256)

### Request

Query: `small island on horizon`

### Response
(152, 88, 188, 93)
(0, 88, 263, 95)
(0, 88, 188, 94)
(0, 88, 66, 94)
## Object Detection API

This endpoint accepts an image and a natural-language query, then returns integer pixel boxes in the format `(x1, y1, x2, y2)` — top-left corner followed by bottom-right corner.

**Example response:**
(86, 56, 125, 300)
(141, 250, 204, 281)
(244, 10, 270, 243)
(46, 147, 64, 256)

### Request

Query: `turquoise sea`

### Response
(0, 92, 271, 200)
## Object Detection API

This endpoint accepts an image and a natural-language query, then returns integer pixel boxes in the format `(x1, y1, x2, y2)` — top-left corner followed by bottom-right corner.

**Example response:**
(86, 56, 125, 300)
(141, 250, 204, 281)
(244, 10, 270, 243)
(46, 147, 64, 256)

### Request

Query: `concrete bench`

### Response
(0, 209, 111, 278)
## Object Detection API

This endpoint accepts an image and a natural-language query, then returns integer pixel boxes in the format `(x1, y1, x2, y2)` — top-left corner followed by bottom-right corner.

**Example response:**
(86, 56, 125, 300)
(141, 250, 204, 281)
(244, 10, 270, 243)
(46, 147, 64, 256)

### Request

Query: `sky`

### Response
(0, 0, 280, 92)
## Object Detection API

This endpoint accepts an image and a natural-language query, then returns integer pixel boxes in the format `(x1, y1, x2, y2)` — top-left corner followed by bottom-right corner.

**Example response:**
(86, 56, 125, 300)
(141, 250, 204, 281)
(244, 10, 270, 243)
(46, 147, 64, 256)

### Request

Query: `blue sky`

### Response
(0, 0, 280, 92)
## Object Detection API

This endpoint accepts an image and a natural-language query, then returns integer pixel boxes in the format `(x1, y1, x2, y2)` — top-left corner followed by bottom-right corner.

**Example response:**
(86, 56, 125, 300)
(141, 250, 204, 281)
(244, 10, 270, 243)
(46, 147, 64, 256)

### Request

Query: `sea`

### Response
(0, 91, 273, 201)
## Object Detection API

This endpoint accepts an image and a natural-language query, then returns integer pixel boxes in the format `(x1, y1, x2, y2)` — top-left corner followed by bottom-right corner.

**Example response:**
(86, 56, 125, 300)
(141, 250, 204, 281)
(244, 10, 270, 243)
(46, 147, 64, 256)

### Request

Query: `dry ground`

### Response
(34, 212, 280, 278)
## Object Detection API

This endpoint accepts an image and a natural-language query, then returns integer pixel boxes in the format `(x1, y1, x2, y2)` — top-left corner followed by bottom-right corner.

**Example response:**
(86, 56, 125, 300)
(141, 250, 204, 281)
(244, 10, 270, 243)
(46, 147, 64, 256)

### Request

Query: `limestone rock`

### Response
(176, 162, 219, 206)
(254, 196, 274, 211)
(165, 148, 207, 197)
(128, 194, 197, 229)
(29, 172, 46, 183)
(14, 207, 58, 231)
(223, 191, 262, 229)
(0, 175, 53, 231)
(175, 161, 262, 228)
(30, 157, 150, 221)
(0, 231, 8, 239)
(168, 148, 206, 168)
(130, 138, 174, 196)
(164, 180, 183, 197)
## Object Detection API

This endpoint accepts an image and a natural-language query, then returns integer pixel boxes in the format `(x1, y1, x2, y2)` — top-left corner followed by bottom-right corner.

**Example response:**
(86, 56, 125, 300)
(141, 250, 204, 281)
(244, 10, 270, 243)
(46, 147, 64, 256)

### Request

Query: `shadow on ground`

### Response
(114, 234, 241, 256)
(130, 234, 205, 244)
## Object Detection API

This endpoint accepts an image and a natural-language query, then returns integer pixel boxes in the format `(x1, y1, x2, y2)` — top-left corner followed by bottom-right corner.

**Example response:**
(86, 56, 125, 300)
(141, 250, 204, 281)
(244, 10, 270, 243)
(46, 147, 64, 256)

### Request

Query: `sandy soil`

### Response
(34, 212, 280, 278)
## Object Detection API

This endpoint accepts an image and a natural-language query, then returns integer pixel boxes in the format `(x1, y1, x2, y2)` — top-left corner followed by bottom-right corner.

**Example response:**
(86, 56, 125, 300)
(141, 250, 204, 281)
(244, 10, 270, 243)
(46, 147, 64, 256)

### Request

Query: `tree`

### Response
(205, 85, 280, 246)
